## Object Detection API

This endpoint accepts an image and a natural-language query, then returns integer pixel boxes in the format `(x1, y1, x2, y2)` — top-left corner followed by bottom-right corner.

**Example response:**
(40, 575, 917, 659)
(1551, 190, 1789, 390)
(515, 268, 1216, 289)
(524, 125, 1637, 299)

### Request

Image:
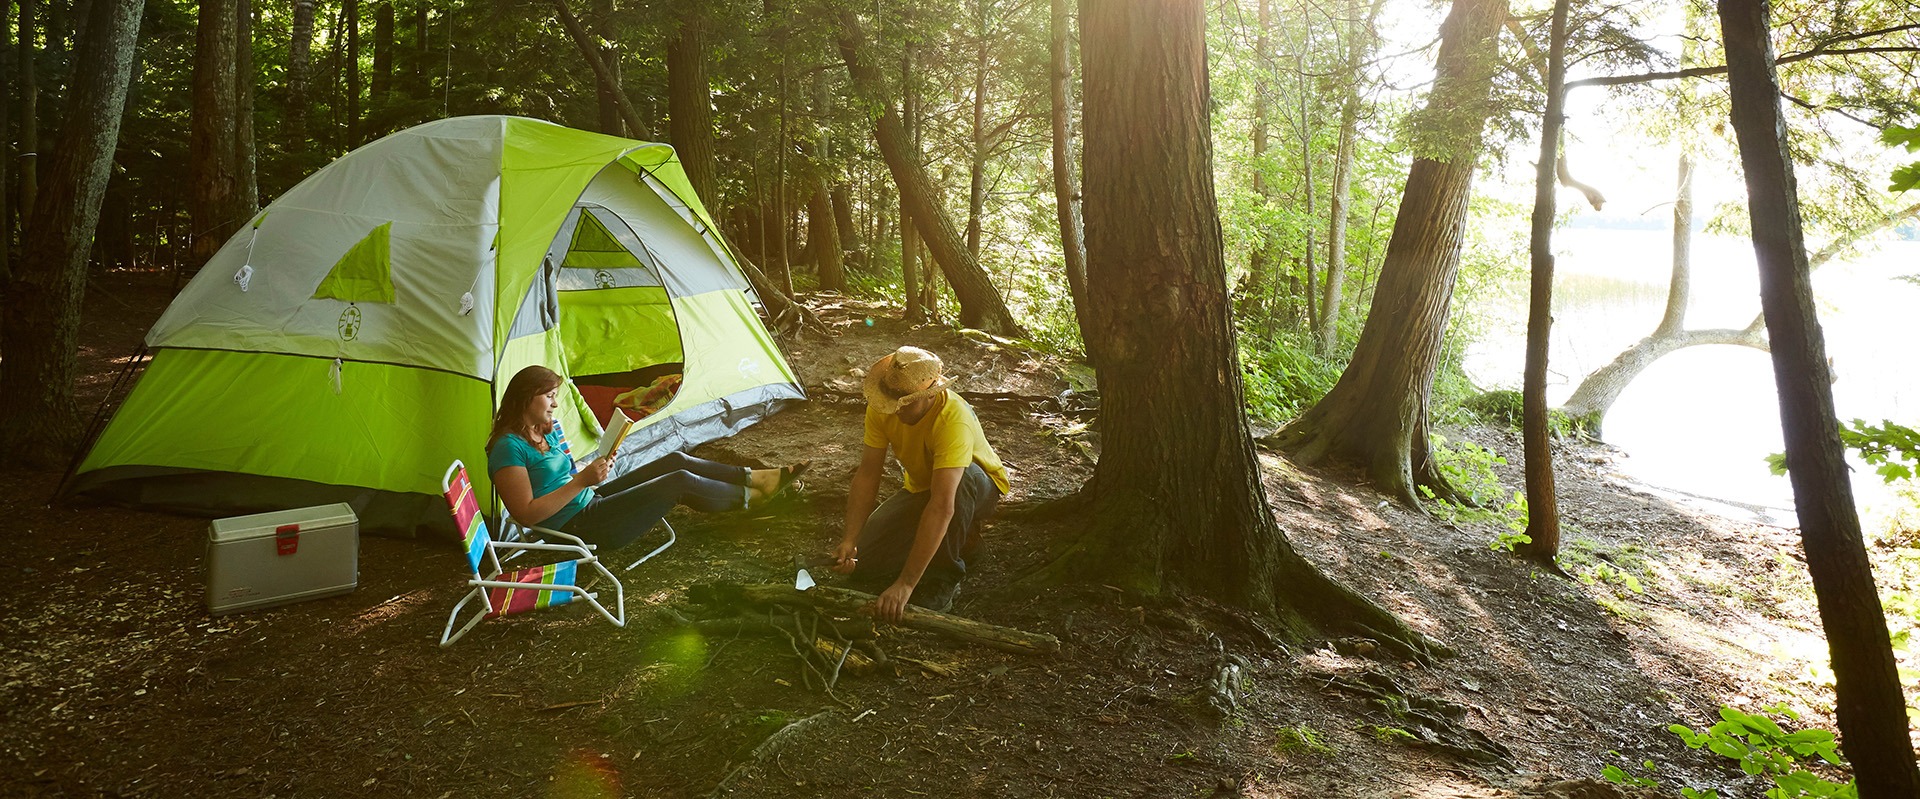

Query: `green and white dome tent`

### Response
(68, 116, 804, 536)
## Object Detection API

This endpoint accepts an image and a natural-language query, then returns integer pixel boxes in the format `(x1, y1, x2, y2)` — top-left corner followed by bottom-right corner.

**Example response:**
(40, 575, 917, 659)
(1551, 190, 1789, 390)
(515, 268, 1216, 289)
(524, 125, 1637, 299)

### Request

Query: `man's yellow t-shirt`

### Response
(863, 390, 1011, 495)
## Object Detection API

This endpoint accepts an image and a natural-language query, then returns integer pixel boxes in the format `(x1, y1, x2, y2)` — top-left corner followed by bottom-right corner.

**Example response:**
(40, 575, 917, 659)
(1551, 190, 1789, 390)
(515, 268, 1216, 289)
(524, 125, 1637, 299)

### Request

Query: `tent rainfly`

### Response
(68, 116, 804, 536)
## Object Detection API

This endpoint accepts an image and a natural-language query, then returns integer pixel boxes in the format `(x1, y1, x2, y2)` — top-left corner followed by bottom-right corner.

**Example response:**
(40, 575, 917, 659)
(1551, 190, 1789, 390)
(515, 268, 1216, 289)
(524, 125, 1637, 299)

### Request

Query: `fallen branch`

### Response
(689, 583, 1062, 655)
(705, 710, 835, 799)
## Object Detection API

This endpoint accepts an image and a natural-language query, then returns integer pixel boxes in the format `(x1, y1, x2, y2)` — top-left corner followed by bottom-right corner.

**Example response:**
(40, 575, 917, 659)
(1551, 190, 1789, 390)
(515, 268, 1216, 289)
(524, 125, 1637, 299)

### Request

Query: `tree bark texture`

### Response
(1657, 154, 1693, 336)
(1718, 1, 1920, 792)
(666, 9, 717, 207)
(1076, 0, 1435, 658)
(1270, 0, 1507, 506)
(810, 182, 845, 290)
(831, 181, 856, 251)
(1048, 0, 1092, 358)
(899, 42, 923, 323)
(287, 0, 315, 153)
(1516, 0, 1569, 563)
(0, 0, 144, 462)
(189, 0, 242, 270)
(837, 10, 1026, 337)
(18, 0, 40, 227)
(1241, 0, 1274, 328)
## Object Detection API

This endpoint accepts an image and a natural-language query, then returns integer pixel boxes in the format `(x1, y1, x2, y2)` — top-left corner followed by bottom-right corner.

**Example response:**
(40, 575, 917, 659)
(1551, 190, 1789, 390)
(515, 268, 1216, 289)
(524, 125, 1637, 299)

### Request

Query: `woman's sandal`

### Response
(771, 461, 812, 499)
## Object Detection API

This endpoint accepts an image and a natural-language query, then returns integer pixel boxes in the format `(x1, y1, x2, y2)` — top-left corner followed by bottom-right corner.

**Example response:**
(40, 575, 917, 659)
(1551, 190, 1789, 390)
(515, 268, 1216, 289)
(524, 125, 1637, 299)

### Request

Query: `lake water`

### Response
(1465, 227, 1920, 528)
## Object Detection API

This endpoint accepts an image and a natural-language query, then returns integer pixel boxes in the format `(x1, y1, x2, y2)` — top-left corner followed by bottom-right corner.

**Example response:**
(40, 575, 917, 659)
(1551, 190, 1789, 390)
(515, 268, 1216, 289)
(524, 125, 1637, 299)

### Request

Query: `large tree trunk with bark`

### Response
(189, 0, 244, 271)
(1268, 0, 1507, 506)
(0, 0, 144, 463)
(666, 8, 717, 208)
(372, 1, 393, 104)
(809, 183, 845, 291)
(1074, 0, 1439, 660)
(1048, 0, 1091, 356)
(1515, 0, 1570, 564)
(837, 10, 1026, 337)
(589, 0, 621, 135)
(900, 43, 923, 323)
(1718, 2, 1920, 792)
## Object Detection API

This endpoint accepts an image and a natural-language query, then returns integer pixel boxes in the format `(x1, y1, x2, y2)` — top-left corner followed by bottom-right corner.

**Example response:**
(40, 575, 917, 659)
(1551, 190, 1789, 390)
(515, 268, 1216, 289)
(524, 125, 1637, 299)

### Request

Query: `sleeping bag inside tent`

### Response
(66, 116, 804, 537)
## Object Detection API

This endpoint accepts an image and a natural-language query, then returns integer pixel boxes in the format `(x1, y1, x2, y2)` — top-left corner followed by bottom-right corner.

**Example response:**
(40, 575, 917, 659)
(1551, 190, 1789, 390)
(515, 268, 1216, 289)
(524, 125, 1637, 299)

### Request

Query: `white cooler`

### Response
(206, 503, 360, 615)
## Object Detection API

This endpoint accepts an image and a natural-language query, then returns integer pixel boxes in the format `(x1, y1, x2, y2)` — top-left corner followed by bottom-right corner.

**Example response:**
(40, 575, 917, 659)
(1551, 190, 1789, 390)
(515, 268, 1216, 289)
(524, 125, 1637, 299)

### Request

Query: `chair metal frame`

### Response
(440, 460, 624, 646)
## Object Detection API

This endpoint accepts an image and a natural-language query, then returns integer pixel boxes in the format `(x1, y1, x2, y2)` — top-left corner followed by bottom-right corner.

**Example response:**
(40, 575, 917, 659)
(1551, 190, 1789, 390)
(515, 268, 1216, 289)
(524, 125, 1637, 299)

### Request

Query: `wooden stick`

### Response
(689, 583, 1061, 655)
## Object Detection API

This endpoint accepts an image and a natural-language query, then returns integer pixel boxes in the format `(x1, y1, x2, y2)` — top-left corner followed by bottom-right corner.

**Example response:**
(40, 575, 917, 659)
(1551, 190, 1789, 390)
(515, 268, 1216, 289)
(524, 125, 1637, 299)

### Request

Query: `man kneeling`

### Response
(832, 346, 1010, 622)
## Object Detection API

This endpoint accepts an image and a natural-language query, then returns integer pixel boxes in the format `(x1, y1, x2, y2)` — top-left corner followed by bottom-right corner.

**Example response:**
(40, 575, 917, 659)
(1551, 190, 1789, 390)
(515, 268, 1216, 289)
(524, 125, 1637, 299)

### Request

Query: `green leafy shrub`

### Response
(1670, 705, 1854, 798)
(1240, 336, 1344, 423)
(1419, 434, 1530, 549)
(1766, 418, 1920, 484)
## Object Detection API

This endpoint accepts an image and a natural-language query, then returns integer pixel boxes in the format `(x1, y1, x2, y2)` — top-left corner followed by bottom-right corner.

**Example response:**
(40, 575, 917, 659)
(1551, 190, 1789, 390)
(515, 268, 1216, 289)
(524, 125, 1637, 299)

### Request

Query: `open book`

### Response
(591, 408, 638, 463)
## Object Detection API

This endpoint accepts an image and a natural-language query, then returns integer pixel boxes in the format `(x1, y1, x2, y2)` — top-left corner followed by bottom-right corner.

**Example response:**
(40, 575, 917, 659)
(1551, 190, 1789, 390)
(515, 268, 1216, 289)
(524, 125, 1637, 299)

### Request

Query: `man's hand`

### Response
(830, 539, 859, 574)
(578, 456, 612, 486)
(868, 581, 914, 623)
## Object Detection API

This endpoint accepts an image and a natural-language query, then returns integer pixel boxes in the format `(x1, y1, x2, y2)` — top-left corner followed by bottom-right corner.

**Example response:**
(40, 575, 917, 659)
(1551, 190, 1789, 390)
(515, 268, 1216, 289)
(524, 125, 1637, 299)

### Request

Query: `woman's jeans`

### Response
(561, 452, 749, 550)
(852, 463, 999, 585)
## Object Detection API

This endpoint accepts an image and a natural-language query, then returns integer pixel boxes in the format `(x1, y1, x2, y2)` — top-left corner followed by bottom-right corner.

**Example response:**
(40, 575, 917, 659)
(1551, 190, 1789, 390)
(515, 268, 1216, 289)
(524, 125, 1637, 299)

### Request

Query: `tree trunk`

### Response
(1515, 0, 1569, 564)
(831, 180, 855, 251)
(371, 1, 393, 105)
(18, 0, 40, 227)
(1297, 30, 1319, 339)
(1048, 0, 1091, 357)
(964, 0, 991, 260)
(188, 0, 241, 271)
(0, 0, 143, 463)
(900, 42, 923, 323)
(1720, 0, 1920, 792)
(666, 8, 717, 206)
(837, 9, 1027, 337)
(773, 25, 791, 293)
(1075, 0, 1437, 659)
(1269, 0, 1507, 506)
(1657, 154, 1693, 336)
(1318, 0, 1373, 357)
(551, 0, 646, 140)
(287, 0, 315, 155)
(345, 0, 360, 145)
(587, 0, 621, 136)
(809, 182, 844, 290)
(235, 0, 257, 215)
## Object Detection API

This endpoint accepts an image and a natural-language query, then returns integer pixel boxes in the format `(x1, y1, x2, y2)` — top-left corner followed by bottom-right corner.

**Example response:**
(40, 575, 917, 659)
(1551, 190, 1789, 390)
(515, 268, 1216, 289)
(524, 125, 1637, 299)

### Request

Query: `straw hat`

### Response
(862, 346, 951, 414)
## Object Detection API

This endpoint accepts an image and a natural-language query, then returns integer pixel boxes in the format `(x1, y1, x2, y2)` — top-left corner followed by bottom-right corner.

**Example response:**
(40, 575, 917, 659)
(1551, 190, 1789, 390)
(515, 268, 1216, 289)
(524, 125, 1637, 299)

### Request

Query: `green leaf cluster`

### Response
(1669, 705, 1855, 799)
(1882, 125, 1920, 194)
(1767, 418, 1920, 484)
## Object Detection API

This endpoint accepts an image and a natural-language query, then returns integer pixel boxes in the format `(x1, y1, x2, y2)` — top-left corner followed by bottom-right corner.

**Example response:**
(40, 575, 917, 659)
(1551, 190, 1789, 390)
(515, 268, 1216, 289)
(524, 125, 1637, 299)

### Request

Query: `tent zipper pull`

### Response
(330, 358, 343, 395)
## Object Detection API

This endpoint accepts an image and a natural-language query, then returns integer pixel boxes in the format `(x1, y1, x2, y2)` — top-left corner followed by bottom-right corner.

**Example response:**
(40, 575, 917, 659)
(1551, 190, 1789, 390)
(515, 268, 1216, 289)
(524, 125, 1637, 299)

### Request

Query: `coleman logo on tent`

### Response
(338, 306, 363, 341)
(595, 269, 615, 289)
(738, 357, 760, 378)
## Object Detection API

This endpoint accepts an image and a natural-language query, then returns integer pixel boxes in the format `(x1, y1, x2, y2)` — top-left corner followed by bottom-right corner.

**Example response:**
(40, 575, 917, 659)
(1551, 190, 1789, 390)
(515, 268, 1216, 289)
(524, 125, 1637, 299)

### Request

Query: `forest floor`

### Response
(2, 269, 1913, 799)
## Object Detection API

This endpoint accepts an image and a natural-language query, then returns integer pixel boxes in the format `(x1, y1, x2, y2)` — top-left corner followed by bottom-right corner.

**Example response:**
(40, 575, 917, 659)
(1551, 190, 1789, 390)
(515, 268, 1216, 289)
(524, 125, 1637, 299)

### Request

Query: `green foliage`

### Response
(1462, 389, 1585, 438)
(1419, 435, 1530, 549)
(1272, 724, 1335, 758)
(1766, 419, 1920, 483)
(1670, 705, 1856, 799)
(1367, 725, 1415, 743)
(1240, 336, 1345, 424)
(1884, 125, 1920, 194)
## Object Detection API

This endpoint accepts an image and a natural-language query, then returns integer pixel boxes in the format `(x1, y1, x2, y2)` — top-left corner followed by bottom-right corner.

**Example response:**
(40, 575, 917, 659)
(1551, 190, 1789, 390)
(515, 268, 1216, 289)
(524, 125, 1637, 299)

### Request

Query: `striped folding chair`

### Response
(439, 460, 624, 646)
(498, 425, 677, 573)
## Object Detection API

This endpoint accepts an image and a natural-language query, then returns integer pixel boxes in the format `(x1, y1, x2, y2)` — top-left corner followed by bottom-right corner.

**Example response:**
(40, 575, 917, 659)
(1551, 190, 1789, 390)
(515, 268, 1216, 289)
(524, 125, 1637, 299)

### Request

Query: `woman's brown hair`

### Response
(486, 365, 564, 454)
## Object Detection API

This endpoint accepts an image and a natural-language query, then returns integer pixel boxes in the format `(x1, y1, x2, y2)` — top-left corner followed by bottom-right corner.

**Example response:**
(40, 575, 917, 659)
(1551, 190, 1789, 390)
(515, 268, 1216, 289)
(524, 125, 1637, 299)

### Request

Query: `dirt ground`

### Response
(2, 270, 1911, 798)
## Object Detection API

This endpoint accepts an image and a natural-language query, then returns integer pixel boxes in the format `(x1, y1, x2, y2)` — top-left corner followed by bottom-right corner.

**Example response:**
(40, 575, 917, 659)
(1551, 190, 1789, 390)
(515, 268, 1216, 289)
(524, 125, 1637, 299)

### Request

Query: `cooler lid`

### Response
(209, 503, 359, 543)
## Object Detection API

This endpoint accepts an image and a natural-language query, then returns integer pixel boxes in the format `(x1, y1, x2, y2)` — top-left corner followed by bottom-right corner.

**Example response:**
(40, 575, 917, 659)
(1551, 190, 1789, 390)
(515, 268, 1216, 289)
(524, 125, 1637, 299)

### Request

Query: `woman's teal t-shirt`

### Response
(487, 428, 593, 527)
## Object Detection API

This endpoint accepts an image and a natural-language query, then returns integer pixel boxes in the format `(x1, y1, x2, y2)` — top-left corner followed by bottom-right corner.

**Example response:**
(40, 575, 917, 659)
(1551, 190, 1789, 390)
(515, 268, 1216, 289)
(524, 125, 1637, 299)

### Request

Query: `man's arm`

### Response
(870, 465, 963, 622)
(833, 445, 888, 572)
